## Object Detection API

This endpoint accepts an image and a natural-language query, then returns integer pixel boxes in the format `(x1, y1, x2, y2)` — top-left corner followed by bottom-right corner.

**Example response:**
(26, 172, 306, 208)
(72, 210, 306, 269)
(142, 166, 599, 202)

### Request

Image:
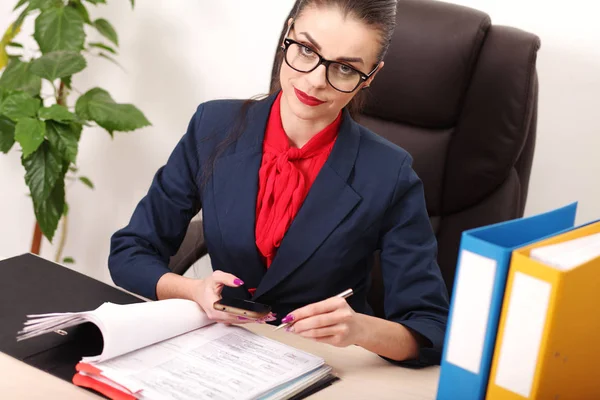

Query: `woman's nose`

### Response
(306, 64, 328, 89)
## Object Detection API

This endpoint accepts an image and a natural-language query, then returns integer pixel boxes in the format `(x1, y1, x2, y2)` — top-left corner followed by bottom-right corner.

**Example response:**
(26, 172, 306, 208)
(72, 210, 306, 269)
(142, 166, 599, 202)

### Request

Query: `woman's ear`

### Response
(364, 61, 385, 89)
(287, 18, 294, 28)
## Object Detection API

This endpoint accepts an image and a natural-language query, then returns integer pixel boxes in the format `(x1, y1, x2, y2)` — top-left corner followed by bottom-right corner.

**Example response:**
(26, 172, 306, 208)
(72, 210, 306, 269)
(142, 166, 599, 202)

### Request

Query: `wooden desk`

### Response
(0, 322, 440, 399)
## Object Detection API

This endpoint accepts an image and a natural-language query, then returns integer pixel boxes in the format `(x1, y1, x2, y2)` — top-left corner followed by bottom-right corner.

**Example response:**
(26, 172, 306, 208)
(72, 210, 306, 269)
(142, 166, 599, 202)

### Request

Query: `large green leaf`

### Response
(12, 0, 57, 36)
(33, 171, 65, 242)
(38, 104, 76, 122)
(93, 19, 118, 47)
(30, 51, 87, 81)
(22, 139, 62, 206)
(28, 0, 55, 11)
(15, 117, 45, 157)
(0, 58, 42, 96)
(0, 115, 16, 153)
(34, 7, 85, 54)
(69, 1, 91, 25)
(45, 120, 80, 163)
(1, 92, 41, 121)
(75, 88, 150, 134)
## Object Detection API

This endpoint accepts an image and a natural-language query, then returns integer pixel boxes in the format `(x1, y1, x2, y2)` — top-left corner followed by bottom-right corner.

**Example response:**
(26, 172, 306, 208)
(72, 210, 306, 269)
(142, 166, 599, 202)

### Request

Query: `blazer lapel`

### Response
(253, 110, 362, 300)
(212, 93, 278, 288)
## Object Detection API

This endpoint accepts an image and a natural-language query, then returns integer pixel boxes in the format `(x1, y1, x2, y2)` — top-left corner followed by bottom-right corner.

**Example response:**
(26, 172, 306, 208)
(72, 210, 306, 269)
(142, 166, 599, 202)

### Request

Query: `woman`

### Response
(109, 0, 449, 367)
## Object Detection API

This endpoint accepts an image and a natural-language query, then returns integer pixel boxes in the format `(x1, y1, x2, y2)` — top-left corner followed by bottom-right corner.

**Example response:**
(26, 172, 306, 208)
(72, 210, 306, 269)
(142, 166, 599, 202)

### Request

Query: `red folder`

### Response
(72, 362, 139, 400)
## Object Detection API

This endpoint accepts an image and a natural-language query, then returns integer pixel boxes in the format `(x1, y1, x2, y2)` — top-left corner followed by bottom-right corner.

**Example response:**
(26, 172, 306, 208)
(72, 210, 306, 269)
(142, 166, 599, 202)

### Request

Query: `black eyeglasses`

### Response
(280, 33, 379, 93)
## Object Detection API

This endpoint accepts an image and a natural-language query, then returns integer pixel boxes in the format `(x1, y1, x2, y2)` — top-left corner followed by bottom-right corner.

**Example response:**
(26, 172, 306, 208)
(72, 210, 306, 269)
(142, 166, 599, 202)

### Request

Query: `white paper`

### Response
(493, 272, 551, 397)
(83, 299, 213, 362)
(93, 324, 324, 400)
(445, 249, 497, 374)
(530, 232, 600, 270)
(17, 299, 214, 363)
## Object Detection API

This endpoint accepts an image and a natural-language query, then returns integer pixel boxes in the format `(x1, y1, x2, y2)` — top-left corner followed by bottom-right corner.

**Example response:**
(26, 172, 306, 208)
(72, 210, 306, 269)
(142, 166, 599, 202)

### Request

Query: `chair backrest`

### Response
(270, 0, 541, 316)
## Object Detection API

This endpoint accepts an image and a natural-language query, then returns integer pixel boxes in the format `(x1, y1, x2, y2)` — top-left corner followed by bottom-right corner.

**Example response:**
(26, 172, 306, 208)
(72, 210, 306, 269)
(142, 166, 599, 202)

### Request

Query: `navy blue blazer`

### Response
(109, 92, 449, 367)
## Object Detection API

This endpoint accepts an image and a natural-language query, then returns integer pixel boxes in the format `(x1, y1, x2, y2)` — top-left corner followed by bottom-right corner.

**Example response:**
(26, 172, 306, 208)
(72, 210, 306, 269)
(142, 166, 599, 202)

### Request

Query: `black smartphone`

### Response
(213, 297, 272, 318)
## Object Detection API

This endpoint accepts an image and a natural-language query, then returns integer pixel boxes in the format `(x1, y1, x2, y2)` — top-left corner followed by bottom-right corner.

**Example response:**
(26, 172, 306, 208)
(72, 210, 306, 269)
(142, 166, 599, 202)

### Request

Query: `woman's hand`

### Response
(192, 270, 275, 325)
(282, 296, 365, 347)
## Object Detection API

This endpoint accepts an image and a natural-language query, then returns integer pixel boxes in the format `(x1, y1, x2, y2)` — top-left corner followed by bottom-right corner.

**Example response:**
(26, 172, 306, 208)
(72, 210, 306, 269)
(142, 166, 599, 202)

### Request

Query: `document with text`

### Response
(18, 299, 331, 400)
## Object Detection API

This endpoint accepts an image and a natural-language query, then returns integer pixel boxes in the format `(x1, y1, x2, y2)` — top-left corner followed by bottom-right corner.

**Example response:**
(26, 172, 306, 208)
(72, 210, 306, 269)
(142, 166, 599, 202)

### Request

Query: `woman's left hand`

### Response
(282, 296, 365, 347)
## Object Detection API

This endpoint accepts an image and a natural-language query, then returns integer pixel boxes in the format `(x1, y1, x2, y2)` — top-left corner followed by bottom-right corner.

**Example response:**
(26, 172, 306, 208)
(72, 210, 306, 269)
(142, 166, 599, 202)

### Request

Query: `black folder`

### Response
(0, 253, 142, 382)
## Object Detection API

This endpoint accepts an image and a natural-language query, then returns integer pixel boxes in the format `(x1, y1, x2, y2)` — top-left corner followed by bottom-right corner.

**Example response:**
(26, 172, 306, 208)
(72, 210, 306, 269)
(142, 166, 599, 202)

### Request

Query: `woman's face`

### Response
(279, 5, 384, 123)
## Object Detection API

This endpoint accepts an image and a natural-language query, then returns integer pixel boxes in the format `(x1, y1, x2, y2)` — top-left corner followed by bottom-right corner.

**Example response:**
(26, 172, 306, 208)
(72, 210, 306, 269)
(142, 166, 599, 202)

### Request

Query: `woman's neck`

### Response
(279, 94, 338, 148)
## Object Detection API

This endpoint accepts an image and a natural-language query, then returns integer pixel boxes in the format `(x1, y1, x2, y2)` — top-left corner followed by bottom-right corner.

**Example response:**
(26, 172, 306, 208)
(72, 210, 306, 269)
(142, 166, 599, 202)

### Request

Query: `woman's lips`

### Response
(294, 87, 325, 107)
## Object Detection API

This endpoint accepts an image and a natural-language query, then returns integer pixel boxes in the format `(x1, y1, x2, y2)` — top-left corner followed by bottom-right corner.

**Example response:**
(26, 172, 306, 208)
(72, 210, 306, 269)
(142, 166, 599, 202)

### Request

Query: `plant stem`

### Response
(30, 222, 42, 255)
(53, 79, 68, 263)
(54, 214, 68, 263)
(57, 80, 66, 106)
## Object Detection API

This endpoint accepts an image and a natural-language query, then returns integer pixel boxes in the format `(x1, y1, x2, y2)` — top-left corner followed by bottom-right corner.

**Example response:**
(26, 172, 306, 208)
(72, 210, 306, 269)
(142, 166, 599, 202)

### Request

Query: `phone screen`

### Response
(216, 297, 271, 314)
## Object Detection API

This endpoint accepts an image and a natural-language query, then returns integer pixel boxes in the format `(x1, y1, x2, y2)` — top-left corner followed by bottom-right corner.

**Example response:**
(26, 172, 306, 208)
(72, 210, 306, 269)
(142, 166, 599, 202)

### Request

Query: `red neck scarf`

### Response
(255, 92, 341, 267)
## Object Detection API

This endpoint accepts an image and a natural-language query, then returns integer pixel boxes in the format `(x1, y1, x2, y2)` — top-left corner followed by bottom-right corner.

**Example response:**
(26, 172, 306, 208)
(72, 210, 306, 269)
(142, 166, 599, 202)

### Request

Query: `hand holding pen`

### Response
(273, 289, 362, 348)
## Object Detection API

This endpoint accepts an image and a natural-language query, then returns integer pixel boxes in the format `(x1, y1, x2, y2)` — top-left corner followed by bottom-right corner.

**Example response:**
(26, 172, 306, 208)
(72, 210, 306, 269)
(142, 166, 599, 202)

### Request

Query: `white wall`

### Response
(1, 0, 599, 283)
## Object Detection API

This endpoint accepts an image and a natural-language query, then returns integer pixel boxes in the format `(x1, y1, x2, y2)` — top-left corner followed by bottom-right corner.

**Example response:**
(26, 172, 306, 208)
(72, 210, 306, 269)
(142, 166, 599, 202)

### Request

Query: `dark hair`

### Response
(200, 0, 397, 190)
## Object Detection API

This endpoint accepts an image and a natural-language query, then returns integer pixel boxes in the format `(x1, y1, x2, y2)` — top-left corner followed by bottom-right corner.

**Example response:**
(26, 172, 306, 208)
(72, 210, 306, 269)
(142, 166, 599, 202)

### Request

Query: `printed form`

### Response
(94, 324, 324, 400)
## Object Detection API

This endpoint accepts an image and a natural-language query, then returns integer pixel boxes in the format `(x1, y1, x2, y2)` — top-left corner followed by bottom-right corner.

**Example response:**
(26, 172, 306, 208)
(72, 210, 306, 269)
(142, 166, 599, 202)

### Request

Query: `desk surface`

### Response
(0, 322, 440, 399)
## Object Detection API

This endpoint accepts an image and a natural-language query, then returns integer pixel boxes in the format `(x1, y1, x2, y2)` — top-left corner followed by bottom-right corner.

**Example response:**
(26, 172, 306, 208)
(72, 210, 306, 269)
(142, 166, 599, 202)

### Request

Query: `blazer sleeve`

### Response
(108, 104, 205, 300)
(378, 152, 450, 368)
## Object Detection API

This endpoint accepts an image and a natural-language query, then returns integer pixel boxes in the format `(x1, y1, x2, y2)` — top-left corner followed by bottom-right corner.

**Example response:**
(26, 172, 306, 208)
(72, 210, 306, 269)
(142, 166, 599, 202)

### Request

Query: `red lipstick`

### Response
(294, 87, 325, 107)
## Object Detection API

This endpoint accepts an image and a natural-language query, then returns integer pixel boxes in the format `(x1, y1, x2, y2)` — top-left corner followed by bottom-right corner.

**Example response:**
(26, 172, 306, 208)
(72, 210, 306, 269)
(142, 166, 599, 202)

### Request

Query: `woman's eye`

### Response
(339, 65, 352, 74)
(334, 64, 354, 76)
(300, 46, 315, 56)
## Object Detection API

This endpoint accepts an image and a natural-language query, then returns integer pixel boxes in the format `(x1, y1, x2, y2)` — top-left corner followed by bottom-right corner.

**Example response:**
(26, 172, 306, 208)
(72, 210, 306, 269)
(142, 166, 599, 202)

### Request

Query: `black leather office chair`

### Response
(169, 0, 541, 318)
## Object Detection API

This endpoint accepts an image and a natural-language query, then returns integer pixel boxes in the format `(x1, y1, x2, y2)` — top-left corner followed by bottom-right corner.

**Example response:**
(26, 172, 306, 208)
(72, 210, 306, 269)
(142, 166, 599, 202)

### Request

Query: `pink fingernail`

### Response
(281, 315, 294, 324)
(234, 279, 244, 286)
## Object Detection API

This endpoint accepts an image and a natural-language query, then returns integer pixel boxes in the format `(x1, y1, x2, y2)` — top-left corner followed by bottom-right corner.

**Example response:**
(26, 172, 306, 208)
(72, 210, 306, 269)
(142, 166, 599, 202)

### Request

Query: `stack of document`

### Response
(18, 299, 336, 400)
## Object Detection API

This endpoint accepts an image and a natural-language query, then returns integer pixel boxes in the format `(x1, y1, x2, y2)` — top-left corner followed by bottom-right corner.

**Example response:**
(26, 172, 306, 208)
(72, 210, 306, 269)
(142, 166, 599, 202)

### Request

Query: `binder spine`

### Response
(437, 236, 509, 400)
(487, 254, 562, 400)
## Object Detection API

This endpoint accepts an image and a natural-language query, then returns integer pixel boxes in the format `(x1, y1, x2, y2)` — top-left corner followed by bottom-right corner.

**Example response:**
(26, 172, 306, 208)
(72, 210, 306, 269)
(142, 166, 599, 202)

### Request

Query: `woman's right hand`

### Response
(191, 270, 275, 324)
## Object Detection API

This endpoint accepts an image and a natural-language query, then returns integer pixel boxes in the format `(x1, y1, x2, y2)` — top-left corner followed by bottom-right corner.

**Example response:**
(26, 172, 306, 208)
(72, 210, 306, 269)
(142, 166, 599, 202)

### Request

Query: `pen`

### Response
(273, 288, 354, 331)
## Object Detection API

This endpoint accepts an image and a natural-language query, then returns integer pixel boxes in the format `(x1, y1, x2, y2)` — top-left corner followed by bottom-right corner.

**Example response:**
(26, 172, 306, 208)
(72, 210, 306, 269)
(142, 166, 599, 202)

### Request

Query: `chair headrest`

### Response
(362, 0, 491, 128)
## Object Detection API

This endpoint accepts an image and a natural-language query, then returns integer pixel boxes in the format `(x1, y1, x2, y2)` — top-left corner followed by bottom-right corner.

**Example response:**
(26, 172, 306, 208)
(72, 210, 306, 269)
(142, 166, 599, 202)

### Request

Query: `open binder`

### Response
(17, 299, 336, 400)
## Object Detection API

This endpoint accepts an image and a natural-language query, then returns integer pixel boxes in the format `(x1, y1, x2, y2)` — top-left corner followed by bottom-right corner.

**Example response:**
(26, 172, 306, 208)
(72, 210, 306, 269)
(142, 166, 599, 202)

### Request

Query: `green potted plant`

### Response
(0, 0, 150, 263)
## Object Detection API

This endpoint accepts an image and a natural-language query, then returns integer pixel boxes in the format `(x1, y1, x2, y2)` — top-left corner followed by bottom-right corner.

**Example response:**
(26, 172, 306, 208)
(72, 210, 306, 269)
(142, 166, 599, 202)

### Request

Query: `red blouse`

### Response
(255, 92, 341, 269)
